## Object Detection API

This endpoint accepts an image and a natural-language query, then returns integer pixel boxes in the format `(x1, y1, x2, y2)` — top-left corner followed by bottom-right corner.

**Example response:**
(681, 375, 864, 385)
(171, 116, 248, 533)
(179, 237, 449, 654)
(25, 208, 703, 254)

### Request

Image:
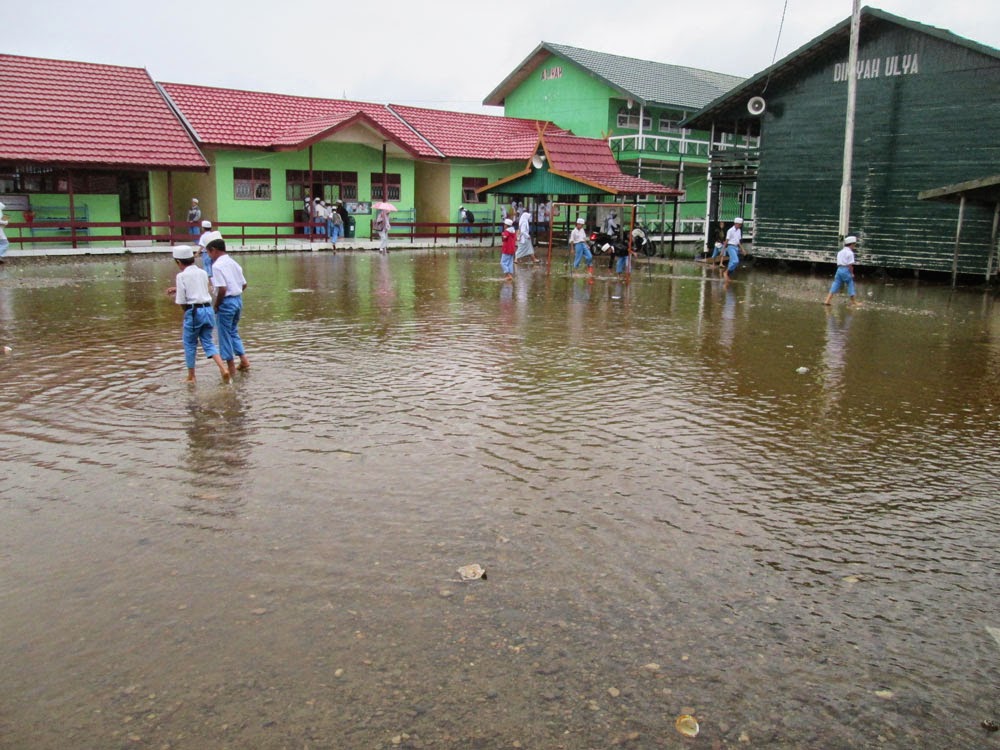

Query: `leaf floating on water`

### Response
(457, 564, 486, 581)
(675, 714, 699, 737)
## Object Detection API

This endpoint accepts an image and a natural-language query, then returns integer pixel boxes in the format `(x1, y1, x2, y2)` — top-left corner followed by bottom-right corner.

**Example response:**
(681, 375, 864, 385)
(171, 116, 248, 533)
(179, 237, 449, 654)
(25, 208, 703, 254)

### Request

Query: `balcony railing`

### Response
(609, 133, 761, 159)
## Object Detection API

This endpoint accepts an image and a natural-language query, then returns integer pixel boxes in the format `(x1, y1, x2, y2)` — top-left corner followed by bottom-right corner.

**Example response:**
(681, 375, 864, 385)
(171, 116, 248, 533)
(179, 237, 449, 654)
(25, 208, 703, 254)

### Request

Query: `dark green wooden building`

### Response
(685, 7, 1000, 279)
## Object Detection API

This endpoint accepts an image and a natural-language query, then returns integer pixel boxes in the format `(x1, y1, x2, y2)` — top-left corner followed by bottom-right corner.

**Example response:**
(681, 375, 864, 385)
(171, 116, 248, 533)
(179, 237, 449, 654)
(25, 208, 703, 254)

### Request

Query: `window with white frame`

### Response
(616, 107, 652, 130)
(658, 115, 691, 135)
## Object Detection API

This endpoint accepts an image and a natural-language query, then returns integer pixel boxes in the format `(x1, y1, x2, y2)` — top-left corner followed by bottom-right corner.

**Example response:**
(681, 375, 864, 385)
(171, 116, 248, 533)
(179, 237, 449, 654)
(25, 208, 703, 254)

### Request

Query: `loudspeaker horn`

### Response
(747, 96, 766, 116)
(531, 154, 545, 169)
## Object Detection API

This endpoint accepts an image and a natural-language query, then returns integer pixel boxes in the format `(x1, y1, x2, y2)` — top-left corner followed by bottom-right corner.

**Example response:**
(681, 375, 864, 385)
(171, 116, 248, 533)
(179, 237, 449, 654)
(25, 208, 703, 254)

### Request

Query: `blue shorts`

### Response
(829, 266, 855, 296)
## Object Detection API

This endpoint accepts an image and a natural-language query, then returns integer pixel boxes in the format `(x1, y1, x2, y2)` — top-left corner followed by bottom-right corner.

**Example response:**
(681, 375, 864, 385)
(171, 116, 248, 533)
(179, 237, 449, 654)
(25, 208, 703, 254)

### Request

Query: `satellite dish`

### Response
(747, 96, 767, 116)
(531, 154, 545, 169)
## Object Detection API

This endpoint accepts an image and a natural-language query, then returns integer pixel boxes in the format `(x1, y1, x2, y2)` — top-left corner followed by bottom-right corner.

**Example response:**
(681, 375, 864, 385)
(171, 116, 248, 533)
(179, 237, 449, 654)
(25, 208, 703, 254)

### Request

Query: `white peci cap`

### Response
(576, 217, 585, 224)
(844, 235, 858, 244)
(172, 245, 194, 260)
(504, 218, 513, 226)
(733, 217, 744, 224)
(201, 220, 212, 228)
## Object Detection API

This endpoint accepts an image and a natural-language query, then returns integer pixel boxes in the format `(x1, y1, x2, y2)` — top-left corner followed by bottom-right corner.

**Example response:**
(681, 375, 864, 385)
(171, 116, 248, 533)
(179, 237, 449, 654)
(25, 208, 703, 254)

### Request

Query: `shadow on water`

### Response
(1, 251, 998, 749)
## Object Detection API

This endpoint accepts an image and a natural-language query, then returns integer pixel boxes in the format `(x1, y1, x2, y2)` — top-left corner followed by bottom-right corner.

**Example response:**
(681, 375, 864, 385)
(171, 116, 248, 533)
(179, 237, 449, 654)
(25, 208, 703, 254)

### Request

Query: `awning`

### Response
(918, 174, 1000, 284)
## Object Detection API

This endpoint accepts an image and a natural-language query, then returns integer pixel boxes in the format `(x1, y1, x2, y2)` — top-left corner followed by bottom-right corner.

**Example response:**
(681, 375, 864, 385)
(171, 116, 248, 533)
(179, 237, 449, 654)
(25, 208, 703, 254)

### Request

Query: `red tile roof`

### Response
(0, 54, 207, 170)
(385, 104, 569, 160)
(160, 83, 437, 157)
(543, 134, 683, 196)
(160, 83, 568, 161)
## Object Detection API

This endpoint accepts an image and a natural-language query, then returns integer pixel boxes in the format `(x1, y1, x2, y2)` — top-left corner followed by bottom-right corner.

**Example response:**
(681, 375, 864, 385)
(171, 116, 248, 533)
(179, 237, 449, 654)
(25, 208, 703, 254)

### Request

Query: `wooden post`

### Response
(951, 194, 965, 288)
(166, 171, 174, 241)
(988, 202, 999, 282)
(67, 169, 77, 249)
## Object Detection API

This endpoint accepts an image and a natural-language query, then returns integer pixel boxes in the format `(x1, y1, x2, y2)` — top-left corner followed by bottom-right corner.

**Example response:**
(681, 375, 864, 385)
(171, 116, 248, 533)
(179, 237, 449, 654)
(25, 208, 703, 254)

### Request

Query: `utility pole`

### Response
(838, 0, 861, 240)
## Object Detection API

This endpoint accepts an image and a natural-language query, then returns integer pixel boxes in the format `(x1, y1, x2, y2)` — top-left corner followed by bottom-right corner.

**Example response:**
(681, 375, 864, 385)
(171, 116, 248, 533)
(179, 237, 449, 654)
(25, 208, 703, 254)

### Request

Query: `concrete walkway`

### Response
(1, 236, 499, 260)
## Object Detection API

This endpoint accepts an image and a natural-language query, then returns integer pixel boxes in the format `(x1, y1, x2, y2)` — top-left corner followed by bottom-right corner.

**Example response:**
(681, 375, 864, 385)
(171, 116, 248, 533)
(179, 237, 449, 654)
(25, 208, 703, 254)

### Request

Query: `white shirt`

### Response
(836, 247, 856, 266)
(198, 230, 222, 249)
(174, 264, 213, 305)
(210, 253, 247, 297)
(726, 225, 742, 246)
(570, 226, 588, 244)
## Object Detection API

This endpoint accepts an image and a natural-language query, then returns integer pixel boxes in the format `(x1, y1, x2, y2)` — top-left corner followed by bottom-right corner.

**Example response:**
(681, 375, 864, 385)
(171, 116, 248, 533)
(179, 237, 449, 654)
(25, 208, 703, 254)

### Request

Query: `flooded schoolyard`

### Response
(1, 248, 998, 749)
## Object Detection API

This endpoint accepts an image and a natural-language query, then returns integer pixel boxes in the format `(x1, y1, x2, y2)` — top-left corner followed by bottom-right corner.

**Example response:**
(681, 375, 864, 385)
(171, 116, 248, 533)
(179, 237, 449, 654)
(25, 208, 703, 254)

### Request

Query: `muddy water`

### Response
(1, 251, 998, 749)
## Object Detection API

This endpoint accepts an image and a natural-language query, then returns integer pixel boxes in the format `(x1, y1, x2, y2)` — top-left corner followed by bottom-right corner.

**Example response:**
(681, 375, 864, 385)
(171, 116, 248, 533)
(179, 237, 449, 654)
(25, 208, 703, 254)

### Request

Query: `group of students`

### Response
(498, 208, 544, 279)
(166, 233, 251, 383)
(305, 197, 348, 244)
(706, 217, 859, 302)
(500, 213, 637, 281)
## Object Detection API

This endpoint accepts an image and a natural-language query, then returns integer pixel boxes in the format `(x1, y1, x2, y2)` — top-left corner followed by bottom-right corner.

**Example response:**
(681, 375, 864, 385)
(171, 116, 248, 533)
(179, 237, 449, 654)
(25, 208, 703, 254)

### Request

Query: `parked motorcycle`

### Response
(630, 225, 657, 257)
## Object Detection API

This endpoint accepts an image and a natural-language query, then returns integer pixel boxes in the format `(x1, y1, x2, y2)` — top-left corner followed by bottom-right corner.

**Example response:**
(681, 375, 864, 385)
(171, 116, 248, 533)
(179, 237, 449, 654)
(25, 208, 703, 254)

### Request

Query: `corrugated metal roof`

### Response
(0, 54, 208, 170)
(685, 6, 1000, 129)
(484, 42, 745, 110)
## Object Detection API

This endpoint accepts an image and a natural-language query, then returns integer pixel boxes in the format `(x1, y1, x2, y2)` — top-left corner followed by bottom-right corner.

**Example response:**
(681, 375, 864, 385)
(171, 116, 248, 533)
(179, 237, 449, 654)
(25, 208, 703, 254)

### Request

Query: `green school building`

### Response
(484, 42, 746, 237)
(1, 53, 674, 252)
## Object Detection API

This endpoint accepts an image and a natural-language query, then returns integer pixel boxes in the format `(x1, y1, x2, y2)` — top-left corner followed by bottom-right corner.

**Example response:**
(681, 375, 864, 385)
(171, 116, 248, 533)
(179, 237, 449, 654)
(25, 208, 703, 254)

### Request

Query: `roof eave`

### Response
(683, 6, 1000, 129)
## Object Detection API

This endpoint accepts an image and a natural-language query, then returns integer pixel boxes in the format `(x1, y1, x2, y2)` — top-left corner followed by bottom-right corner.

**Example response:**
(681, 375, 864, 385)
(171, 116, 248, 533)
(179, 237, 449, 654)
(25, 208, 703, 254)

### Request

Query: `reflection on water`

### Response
(1, 252, 998, 749)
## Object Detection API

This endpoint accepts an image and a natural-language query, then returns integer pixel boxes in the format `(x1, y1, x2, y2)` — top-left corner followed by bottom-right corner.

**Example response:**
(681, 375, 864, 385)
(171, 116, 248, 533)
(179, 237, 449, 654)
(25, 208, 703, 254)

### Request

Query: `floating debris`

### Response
(983, 719, 999, 732)
(457, 564, 486, 581)
(2, 345, 11, 354)
(796, 366, 810, 374)
(675, 715, 699, 737)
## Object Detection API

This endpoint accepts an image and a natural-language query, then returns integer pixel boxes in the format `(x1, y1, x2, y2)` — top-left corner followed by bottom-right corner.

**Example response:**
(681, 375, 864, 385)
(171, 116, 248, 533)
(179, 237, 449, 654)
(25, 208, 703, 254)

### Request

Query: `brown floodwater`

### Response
(1, 249, 998, 749)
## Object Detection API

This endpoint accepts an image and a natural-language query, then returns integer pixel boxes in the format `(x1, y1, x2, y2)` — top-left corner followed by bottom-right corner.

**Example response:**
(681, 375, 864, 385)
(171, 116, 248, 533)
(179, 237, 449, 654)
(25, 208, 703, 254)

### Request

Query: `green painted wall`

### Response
(3, 194, 121, 243)
(448, 160, 525, 224)
(210, 144, 415, 238)
(500, 52, 716, 231)
(752, 21, 1000, 274)
(504, 54, 615, 137)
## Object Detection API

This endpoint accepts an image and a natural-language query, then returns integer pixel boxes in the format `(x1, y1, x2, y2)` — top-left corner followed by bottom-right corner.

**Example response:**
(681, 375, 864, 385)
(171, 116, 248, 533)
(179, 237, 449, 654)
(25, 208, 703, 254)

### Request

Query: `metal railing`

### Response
(3, 219, 506, 249)
(3, 220, 330, 249)
(609, 133, 762, 159)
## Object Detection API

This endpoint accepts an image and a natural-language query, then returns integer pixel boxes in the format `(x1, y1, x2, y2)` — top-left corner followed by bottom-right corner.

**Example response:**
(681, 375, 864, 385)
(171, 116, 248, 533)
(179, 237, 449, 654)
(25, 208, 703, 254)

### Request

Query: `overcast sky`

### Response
(8, 0, 999, 114)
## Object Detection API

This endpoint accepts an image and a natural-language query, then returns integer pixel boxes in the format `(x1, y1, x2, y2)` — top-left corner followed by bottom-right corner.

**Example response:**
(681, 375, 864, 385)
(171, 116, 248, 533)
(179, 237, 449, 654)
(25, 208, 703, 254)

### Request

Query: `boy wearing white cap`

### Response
(722, 217, 744, 284)
(206, 238, 251, 376)
(165, 245, 230, 383)
(500, 218, 516, 280)
(825, 236, 859, 306)
(197, 220, 221, 279)
(569, 216, 593, 275)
